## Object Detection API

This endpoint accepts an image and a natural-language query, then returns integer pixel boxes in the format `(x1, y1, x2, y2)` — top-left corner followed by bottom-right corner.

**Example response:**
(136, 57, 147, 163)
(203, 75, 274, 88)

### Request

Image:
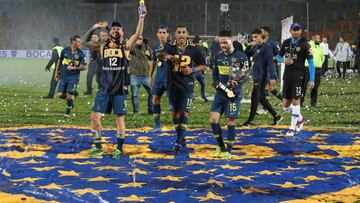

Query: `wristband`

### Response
(192, 66, 196, 73)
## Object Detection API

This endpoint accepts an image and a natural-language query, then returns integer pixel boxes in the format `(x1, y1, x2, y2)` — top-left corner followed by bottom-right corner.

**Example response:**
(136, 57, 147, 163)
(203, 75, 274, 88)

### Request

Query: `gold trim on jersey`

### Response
(62, 58, 79, 66)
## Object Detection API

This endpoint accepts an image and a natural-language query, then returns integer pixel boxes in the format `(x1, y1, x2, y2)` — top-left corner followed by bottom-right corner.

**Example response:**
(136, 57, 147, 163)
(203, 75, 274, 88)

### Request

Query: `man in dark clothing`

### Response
(43, 37, 63, 99)
(193, 36, 208, 102)
(242, 29, 282, 126)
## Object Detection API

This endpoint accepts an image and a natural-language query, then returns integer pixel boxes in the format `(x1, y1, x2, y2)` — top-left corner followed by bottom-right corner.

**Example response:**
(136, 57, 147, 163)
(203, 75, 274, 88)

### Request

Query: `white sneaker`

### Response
(286, 129, 296, 136)
(296, 117, 305, 132)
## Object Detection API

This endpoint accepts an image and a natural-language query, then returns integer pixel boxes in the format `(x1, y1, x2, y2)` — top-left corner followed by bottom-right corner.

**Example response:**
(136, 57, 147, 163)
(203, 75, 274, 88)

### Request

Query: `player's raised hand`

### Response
(307, 82, 315, 90)
(138, 4, 147, 17)
(92, 21, 108, 30)
(180, 66, 192, 75)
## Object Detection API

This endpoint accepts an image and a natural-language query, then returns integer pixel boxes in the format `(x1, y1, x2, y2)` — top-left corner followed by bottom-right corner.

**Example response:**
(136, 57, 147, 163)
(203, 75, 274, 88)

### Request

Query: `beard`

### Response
(110, 33, 121, 43)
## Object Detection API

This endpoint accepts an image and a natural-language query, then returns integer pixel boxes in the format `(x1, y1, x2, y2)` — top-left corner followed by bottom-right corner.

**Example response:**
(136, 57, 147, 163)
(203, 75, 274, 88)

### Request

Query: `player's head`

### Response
(339, 36, 345, 43)
(100, 31, 108, 42)
(322, 37, 327, 43)
(251, 29, 263, 45)
(70, 35, 81, 49)
(193, 35, 201, 45)
(157, 25, 169, 43)
(52, 37, 60, 46)
(110, 20, 124, 43)
(218, 30, 233, 52)
(175, 24, 189, 44)
(91, 33, 99, 43)
(314, 34, 321, 44)
(290, 23, 302, 39)
(260, 26, 271, 40)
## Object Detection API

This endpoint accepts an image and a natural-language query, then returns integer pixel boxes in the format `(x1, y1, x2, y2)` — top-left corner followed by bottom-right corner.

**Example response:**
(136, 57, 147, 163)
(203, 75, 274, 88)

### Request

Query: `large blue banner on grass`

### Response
(0, 126, 359, 202)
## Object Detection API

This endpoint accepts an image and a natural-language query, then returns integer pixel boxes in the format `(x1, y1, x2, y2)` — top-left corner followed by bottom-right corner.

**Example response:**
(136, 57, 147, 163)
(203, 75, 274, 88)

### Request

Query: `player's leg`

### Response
(64, 80, 78, 117)
(89, 90, 110, 157)
(209, 94, 226, 157)
(243, 80, 261, 126)
(223, 96, 241, 160)
(142, 77, 153, 115)
(311, 70, 321, 107)
(173, 93, 193, 152)
(286, 80, 303, 136)
(112, 94, 128, 159)
(259, 81, 282, 125)
(89, 112, 104, 157)
(151, 91, 163, 132)
(196, 73, 208, 102)
(57, 79, 67, 99)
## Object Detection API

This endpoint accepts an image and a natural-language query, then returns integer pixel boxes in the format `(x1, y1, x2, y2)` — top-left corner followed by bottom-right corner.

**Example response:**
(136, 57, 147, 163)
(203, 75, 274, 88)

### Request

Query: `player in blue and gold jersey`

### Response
(210, 30, 248, 160)
(83, 3, 147, 159)
(149, 25, 170, 132)
(55, 35, 87, 117)
(157, 25, 207, 153)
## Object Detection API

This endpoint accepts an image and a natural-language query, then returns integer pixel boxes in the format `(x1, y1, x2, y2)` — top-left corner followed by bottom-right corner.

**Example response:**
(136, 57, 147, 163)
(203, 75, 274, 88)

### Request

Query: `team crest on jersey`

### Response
(296, 47, 301, 52)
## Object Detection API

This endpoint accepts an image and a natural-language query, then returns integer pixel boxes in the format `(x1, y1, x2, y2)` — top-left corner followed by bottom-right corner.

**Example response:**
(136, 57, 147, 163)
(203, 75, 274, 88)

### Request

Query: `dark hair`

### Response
(176, 24, 187, 30)
(218, 30, 232, 37)
(52, 37, 60, 45)
(158, 25, 169, 32)
(260, 26, 271, 33)
(70, 34, 80, 42)
(340, 36, 345, 41)
(251, 28, 262, 35)
(92, 33, 99, 37)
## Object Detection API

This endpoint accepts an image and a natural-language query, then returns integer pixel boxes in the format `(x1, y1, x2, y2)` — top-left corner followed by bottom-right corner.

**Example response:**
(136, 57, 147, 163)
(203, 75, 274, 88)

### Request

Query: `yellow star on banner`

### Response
(256, 170, 282, 175)
(72, 188, 108, 195)
(39, 183, 71, 190)
(83, 176, 115, 182)
(94, 166, 123, 171)
(32, 166, 62, 171)
(266, 129, 282, 133)
(117, 194, 151, 202)
(281, 166, 300, 171)
(73, 161, 98, 165)
(194, 191, 225, 202)
(192, 169, 216, 175)
(241, 187, 271, 195)
(12, 177, 43, 183)
(0, 191, 59, 203)
(58, 170, 80, 177)
(0, 151, 45, 159)
(118, 182, 146, 188)
(19, 159, 45, 164)
(136, 136, 152, 143)
(319, 171, 347, 176)
(225, 175, 255, 181)
(185, 160, 206, 165)
(296, 160, 317, 165)
(134, 159, 153, 165)
(156, 175, 185, 182)
(272, 182, 309, 189)
(157, 165, 182, 170)
(160, 187, 186, 193)
(342, 165, 360, 170)
(199, 179, 224, 187)
(127, 168, 151, 175)
(302, 175, 330, 182)
(220, 164, 242, 170)
(2, 169, 11, 177)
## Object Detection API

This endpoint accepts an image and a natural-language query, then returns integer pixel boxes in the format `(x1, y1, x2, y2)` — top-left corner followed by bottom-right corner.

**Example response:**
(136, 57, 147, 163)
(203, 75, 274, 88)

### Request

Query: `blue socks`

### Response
(226, 125, 236, 153)
(211, 123, 226, 150)
(116, 134, 125, 151)
(153, 104, 161, 127)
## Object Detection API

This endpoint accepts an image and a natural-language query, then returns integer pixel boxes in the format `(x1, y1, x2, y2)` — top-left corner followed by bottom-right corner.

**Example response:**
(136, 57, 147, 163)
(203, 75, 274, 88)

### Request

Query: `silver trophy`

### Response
(212, 58, 250, 100)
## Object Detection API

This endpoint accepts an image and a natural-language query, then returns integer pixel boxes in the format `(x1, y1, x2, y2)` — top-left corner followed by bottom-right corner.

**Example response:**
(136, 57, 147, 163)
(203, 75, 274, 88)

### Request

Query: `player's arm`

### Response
(125, 5, 147, 50)
(82, 23, 106, 51)
(265, 46, 276, 83)
(305, 42, 315, 89)
(180, 47, 207, 75)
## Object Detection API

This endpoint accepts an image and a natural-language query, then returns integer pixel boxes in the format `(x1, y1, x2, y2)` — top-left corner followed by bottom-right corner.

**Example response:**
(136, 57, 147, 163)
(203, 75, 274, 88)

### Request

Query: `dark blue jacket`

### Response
(250, 43, 276, 81)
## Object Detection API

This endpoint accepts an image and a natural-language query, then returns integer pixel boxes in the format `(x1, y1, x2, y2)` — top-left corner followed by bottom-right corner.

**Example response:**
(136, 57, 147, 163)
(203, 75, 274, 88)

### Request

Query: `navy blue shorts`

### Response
(169, 92, 193, 113)
(58, 77, 79, 94)
(210, 93, 241, 119)
(151, 81, 167, 96)
(92, 89, 128, 115)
